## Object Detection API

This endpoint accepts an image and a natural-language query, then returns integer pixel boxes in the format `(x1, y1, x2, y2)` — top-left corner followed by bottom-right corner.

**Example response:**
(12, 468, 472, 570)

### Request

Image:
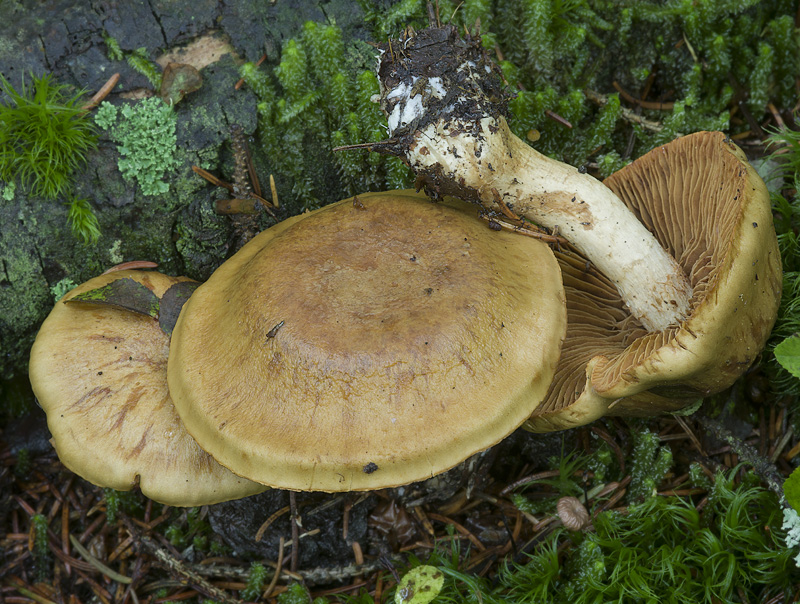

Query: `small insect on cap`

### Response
(168, 190, 567, 491)
(526, 131, 782, 431)
(29, 270, 266, 506)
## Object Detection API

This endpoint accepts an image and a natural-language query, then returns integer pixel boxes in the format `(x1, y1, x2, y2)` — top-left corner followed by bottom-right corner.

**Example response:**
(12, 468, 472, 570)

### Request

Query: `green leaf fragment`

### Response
(785, 466, 800, 513)
(395, 565, 444, 604)
(774, 334, 800, 378)
(65, 277, 160, 319)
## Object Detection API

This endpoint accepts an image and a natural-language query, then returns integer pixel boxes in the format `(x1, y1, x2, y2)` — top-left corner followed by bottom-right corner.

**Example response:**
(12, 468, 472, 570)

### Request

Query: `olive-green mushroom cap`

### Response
(168, 191, 566, 491)
(29, 270, 266, 506)
(526, 131, 782, 431)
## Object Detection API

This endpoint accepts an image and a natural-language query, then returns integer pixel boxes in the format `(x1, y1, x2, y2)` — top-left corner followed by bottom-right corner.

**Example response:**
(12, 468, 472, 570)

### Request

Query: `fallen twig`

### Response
(585, 89, 668, 134)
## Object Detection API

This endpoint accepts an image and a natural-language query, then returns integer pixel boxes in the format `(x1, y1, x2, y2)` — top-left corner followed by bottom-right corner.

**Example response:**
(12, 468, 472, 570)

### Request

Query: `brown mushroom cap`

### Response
(168, 191, 566, 491)
(29, 270, 266, 506)
(526, 131, 782, 431)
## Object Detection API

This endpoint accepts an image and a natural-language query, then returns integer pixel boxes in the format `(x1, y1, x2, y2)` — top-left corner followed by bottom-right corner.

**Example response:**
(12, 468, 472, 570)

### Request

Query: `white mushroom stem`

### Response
(373, 29, 692, 332)
(407, 115, 691, 331)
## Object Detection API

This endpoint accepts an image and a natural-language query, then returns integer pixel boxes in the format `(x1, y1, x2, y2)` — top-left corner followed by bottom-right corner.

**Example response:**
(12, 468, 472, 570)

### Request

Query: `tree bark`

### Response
(0, 0, 370, 380)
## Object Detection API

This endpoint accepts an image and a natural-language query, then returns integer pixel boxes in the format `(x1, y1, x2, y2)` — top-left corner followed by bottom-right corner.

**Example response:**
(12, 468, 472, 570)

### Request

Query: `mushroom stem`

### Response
(370, 26, 692, 332)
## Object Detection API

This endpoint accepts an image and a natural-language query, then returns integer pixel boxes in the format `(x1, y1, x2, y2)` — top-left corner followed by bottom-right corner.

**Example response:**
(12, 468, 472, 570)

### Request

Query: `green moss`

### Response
(0, 73, 101, 244)
(101, 31, 123, 62)
(127, 47, 163, 89)
(0, 245, 52, 379)
(352, 0, 798, 167)
(240, 21, 412, 212)
(627, 426, 673, 502)
(66, 196, 100, 244)
(510, 448, 589, 515)
(162, 507, 216, 554)
(763, 124, 800, 396)
(241, 562, 268, 601)
(31, 514, 50, 581)
(103, 488, 143, 524)
(386, 469, 798, 604)
(13, 447, 31, 477)
(0, 73, 98, 200)
(277, 583, 318, 604)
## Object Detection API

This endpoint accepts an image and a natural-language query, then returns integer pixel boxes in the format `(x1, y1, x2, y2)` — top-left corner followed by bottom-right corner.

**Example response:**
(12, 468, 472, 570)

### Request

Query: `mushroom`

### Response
(370, 26, 691, 332)
(167, 191, 567, 491)
(364, 26, 780, 424)
(557, 496, 590, 531)
(29, 270, 265, 506)
(526, 131, 782, 430)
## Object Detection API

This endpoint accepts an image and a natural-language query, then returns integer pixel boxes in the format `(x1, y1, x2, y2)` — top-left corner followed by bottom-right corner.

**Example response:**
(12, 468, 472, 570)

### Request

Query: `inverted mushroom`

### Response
(29, 270, 265, 506)
(369, 25, 691, 332)
(168, 191, 567, 491)
(365, 26, 781, 424)
(527, 131, 782, 430)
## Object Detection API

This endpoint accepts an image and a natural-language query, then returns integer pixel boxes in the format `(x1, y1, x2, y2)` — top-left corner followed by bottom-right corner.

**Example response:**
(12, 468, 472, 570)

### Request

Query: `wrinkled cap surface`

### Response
(526, 131, 782, 431)
(169, 191, 566, 491)
(29, 270, 265, 505)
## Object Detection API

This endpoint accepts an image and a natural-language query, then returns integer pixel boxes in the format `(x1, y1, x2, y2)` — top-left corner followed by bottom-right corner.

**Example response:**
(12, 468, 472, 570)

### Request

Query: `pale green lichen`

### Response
(108, 239, 123, 264)
(782, 507, 800, 566)
(95, 98, 179, 197)
(50, 277, 77, 302)
(0, 180, 14, 201)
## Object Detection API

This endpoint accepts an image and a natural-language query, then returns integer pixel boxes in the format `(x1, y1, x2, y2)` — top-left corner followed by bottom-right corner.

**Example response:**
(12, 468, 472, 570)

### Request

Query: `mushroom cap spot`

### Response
(168, 191, 566, 491)
(526, 131, 781, 431)
(29, 270, 266, 506)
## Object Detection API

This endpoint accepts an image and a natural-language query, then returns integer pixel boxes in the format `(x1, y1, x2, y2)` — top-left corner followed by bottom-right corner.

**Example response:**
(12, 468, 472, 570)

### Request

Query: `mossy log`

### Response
(0, 0, 373, 381)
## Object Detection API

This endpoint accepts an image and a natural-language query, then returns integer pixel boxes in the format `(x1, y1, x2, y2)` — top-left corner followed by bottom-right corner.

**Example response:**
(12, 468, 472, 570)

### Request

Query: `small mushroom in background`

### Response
(365, 26, 781, 427)
(167, 191, 567, 491)
(29, 270, 266, 506)
(556, 496, 590, 531)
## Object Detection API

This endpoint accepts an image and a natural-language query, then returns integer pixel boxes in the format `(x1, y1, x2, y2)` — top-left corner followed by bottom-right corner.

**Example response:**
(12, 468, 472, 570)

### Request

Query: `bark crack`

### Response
(1, 259, 10, 284)
(145, 0, 169, 48)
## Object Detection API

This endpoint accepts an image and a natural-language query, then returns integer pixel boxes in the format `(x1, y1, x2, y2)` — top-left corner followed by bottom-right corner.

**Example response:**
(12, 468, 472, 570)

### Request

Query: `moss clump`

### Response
(126, 47, 163, 89)
(763, 124, 800, 396)
(627, 426, 673, 502)
(241, 562, 268, 601)
(30, 513, 51, 582)
(95, 98, 179, 197)
(503, 473, 795, 602)
(239, 22, 413, 212)
(354, 0, 798, 168)
(0, 73, 101, 244)
(395, 468, 798, 603)
(0, 73, 97, 200)
(66, 196, 100, 244)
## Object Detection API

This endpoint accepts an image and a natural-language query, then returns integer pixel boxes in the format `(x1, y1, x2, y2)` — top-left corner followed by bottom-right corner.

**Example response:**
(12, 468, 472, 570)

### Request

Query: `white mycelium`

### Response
(386, 77, 448, 133)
